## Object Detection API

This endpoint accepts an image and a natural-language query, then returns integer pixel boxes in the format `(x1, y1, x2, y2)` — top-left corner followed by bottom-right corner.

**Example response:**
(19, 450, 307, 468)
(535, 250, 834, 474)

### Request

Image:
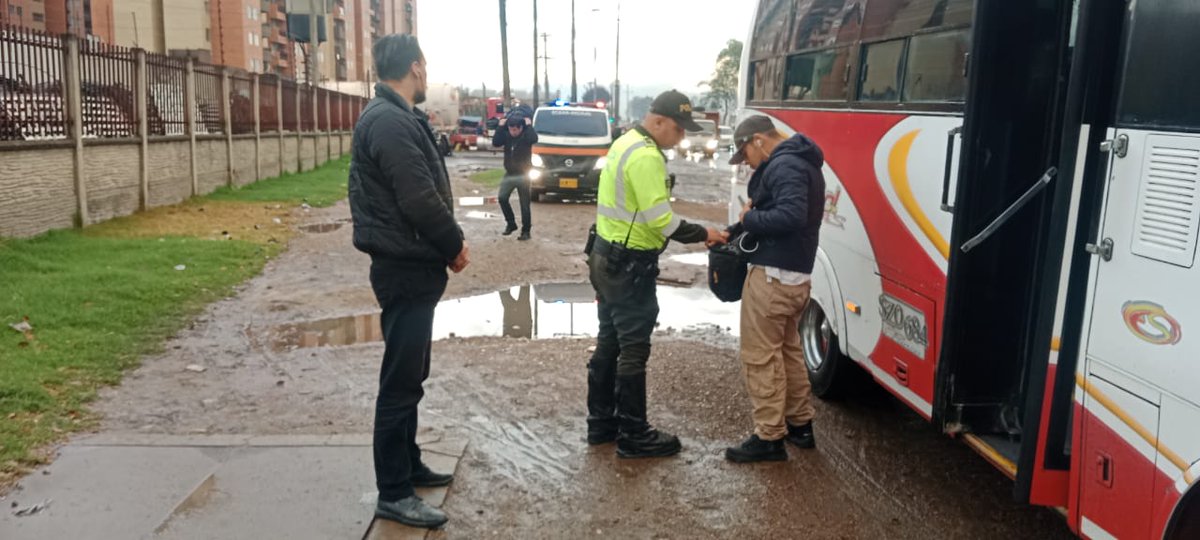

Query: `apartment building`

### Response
(2, 0, 114, 42)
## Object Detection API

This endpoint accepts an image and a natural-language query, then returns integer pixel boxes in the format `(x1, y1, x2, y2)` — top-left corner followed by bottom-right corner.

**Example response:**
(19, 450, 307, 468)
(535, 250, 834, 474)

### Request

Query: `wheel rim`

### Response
(800, 303, 833, 372)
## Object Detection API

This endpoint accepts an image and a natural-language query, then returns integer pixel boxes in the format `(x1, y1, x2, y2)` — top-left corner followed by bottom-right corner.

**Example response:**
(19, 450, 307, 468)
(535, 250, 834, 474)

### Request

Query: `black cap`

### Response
(728, 115, 777, 165)
(650, 90, 704, 132)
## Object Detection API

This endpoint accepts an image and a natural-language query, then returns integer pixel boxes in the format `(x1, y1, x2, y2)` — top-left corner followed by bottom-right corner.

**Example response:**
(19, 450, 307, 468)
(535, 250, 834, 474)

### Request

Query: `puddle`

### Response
(458, 196, 498, 207)
(667, 252, 709, 266)
(260, 283, 738, 351)
(299, 222, 344, 233)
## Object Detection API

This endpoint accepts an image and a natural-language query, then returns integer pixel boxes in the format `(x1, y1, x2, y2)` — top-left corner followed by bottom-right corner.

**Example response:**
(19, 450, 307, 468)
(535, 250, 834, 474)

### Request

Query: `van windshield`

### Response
(534, 109, 610, 137)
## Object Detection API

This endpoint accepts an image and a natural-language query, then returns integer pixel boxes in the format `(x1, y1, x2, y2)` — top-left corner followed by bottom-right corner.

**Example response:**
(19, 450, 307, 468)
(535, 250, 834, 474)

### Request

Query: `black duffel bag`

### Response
(707, 233, 758, 302)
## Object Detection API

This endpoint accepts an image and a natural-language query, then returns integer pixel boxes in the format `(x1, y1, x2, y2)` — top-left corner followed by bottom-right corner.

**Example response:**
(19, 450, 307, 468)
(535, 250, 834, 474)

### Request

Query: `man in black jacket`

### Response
(348, 34, 468, 529)
(722, 116, 826, 463)
(492, 109, 538, 240)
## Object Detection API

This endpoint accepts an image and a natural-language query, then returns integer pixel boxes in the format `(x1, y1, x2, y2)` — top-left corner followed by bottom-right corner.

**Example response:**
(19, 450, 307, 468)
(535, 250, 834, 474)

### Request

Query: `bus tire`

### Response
(800, 300, 860, 399)
(1165, 481, 1200, 540)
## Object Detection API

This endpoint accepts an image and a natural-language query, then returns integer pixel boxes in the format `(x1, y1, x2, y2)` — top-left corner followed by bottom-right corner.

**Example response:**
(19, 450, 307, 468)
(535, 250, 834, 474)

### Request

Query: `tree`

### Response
(627, 95, 654, 121)
(499, 0, 512, 104)
(700, 39, 743, 121)
(582, 84, 612, 104)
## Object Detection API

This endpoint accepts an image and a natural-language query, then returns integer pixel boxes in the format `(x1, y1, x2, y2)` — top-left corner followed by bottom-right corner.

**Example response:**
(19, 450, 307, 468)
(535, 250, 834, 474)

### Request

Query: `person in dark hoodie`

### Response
(492, 109, 539, 240)
(723, 116, 826, 463)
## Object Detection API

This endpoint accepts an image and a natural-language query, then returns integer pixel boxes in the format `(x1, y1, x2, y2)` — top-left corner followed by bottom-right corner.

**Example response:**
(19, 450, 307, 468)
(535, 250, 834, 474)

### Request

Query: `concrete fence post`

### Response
(295, 83, 303, 172)
(136, 49, 149, 211)
(276, 79, 284, 177)
(63, 35, 88, 227)
(253, 74, 261, 182)
(185, 58, 198, 197)
(311, 84, 319, 168)
(324, 88, 332, 159)
(221, 69, 234, 187)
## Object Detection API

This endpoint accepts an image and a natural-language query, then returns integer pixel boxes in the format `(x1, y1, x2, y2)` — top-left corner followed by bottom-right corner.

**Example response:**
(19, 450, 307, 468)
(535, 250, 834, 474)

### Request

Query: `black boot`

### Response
(615, 373, 681, 458)
(502, 223, 518, 236)
(586, 357, 619, 445)
(518, 230, 531, 241)
(786, 421, 816, 449)
(725, 434, 787, 463)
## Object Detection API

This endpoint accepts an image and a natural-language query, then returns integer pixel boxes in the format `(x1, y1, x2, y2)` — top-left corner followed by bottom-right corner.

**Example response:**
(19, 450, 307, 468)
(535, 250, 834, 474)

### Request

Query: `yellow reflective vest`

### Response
(596, 128, 680, 250)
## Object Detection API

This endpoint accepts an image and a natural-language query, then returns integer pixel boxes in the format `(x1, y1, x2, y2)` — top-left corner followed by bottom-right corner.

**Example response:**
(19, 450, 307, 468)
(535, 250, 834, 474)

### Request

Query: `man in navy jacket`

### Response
(492, 110, 539, 240)
(723, 116, 826, 463)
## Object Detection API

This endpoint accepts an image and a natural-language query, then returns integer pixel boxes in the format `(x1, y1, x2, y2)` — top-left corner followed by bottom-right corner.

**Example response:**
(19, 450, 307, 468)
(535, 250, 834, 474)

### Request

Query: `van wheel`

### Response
(800, 300, 861, 399)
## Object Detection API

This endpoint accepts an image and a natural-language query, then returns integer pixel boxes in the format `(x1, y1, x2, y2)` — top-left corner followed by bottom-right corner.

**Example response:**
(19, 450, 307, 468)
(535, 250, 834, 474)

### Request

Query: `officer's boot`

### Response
(615, 373, 681, 458)
(586, 355, 619, 445)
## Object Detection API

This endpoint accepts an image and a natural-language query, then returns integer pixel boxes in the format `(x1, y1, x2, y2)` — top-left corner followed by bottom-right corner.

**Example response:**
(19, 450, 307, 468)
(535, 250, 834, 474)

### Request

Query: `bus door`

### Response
(1076, 1, 1200, 537)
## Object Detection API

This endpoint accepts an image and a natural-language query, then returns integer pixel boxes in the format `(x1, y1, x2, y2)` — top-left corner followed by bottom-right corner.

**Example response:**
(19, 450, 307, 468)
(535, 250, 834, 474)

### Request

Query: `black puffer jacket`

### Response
(349, 83, 463, 267)
(740, 134, 826, 274)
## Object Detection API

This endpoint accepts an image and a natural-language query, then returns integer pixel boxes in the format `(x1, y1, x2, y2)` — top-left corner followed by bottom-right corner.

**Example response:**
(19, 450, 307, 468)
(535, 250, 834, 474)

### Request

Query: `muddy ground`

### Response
(89, 154, 1071, 538)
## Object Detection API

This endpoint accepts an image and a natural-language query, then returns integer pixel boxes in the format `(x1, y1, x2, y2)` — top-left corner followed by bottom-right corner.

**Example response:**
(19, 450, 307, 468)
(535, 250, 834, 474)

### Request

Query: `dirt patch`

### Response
(85, 201, 296, 245)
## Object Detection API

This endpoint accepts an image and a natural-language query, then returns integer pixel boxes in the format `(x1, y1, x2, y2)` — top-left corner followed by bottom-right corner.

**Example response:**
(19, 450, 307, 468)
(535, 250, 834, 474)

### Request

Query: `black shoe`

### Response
(725, 434, 787, 463)
(375, 495, 448, 529)
(617, 428, 682, 458)
(587, 426, 618, 445)
(786, 421, 816, 449)
(518, 231, 531, 241)
(614, 373, 682, 458)
(502, 224, 518, 236)
(410, 463, 454, 487)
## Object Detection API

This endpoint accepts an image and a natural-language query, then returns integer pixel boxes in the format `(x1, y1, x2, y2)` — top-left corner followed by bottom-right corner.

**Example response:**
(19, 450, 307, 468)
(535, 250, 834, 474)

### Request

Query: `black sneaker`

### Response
(724, 434, 787, 463)
(410, 463, 454, 487)
(786, 422, 816, 449)
(502, 224, 518, 236)
(518, 231, 531, 241)
(375, 495, 448, 529)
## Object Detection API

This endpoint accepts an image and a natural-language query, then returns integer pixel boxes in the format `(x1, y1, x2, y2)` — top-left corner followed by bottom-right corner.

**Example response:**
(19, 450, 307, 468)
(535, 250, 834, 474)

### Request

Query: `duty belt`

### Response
(593, 236, 659, 261)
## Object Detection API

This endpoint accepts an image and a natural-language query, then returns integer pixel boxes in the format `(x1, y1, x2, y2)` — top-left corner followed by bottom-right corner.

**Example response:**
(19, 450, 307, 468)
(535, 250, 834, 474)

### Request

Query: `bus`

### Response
(733, 1, 1200, 538)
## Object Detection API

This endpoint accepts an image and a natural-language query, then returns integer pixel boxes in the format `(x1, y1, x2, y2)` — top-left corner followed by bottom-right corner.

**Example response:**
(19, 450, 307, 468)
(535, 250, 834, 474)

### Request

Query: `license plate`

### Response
(560, 178, 579, 189)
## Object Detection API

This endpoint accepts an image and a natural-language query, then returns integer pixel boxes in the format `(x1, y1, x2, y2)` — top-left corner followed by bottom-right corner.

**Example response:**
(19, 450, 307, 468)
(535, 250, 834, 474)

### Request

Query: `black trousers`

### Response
(369, 260, 448, 502)
(498, 174, 532, 232)
(587, 248, 659, 378)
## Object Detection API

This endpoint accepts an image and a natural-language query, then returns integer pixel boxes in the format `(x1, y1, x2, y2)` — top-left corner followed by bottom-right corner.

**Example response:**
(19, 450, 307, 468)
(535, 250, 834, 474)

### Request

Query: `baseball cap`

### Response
(650, 90, 704, 132)
(728, 115, 777, 165)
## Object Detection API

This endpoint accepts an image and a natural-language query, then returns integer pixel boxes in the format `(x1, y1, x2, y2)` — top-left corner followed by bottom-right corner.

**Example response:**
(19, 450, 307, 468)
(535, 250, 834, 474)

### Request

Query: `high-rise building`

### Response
(380, 0, 411, 36)
(1, 0, 49, 31)
(109, 0, 208, 57)
(46, 0, 114, 41)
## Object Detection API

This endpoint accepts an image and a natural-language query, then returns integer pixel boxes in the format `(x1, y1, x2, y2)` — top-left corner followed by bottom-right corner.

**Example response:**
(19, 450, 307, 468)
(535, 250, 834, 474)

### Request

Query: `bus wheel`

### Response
(800, 300, 858, 399)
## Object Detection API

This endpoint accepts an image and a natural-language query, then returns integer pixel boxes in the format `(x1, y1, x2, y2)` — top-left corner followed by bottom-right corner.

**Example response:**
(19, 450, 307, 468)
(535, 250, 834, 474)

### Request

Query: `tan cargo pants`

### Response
(739, 266, 816, 441)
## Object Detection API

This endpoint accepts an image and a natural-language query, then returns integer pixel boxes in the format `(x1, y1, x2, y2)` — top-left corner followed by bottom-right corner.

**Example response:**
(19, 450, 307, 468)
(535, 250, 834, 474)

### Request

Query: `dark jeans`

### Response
(498, 174, 531, 232)
(369, 260, 448, 502)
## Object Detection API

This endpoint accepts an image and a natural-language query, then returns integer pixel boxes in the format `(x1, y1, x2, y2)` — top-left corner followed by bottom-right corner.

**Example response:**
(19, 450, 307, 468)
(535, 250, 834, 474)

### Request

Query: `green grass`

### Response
(0, 158, 348, 482)
(468, 168, 505, 188)
(206, 155, 350, 208)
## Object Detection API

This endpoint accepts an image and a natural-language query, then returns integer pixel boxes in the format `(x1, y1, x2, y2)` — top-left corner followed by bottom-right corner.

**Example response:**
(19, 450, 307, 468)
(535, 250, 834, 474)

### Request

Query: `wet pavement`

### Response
(10, 154, 1075, 538)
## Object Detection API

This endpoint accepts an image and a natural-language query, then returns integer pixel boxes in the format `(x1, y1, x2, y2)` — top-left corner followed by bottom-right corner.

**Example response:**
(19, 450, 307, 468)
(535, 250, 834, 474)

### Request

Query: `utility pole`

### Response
(499, 0, 511, 104)
(309, 0, 320, 85)
(614, 0, 621, 123)
(532, 0, 539, 105)
(541, 33, 550, 99)
(570, 0, 577, 101)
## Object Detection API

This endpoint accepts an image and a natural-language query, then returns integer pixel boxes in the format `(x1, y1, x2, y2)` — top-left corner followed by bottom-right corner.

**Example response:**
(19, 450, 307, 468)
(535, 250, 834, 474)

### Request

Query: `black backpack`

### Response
(707, 233, 757, 303)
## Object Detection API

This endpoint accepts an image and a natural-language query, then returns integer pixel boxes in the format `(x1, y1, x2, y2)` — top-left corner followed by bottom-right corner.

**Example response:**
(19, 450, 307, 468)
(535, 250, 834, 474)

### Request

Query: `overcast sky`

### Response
(418, 0, 755, 102)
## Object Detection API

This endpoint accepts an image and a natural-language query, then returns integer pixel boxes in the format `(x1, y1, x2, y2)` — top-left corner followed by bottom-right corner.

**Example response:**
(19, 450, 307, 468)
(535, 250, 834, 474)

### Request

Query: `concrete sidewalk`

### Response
(0, 432, 467, 540)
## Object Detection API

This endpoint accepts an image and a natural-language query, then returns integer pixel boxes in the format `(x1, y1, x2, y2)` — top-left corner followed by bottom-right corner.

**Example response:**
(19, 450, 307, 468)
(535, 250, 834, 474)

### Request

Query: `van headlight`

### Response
(680, 140, 692, 150)
(593, 157, 607, 170)
(705, 139, 718, 150)
(528, 169, 542, 180)
(531, 154, 544, 167)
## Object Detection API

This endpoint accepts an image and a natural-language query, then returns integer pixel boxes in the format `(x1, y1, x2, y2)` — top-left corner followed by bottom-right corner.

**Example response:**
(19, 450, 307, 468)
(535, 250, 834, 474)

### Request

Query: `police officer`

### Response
(586, 90, 727, 458)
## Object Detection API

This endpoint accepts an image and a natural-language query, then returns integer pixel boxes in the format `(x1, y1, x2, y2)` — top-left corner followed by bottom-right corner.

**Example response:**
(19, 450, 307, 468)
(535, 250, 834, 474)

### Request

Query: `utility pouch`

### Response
(604, 242, 629, 275)
(584, 223, 598, 256)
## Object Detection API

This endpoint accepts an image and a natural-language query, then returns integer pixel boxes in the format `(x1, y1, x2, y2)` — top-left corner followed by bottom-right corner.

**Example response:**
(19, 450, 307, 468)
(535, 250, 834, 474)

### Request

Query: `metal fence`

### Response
(146, 52, 186, 136)
(229, 74, 254, 134)
(2, 25, 367, 143)
(259, 74, 279, 133)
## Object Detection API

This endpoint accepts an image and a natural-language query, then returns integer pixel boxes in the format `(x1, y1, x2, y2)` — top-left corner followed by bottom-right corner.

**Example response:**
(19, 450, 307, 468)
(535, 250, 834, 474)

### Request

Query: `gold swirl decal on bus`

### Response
(888, 130, 950, 259)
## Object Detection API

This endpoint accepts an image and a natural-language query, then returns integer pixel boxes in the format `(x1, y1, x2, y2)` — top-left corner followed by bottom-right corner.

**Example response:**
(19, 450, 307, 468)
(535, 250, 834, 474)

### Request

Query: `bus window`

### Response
(791, 0, 865, 51)
(751, 57, 785, 102)
(751, 0, 795, 60)
(903, 29, 970, 102)
(784, 47, 851, 102)
(858, 39, 905, 102)
(1116, 0, 1200, 131)
(861, 0, 972, 40)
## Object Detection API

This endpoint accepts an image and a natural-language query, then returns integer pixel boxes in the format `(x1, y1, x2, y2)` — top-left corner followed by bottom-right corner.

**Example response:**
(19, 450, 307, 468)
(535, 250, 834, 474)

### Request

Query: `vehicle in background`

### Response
(449, 116, 483, 150)
(719, 125, 734, 152)
(484, 97, 506, 136)
(678, 117, 719, 158)
(736, 0, 1200, 537)
(423, 83, 460, 135)
(528, 100, 613, 201)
